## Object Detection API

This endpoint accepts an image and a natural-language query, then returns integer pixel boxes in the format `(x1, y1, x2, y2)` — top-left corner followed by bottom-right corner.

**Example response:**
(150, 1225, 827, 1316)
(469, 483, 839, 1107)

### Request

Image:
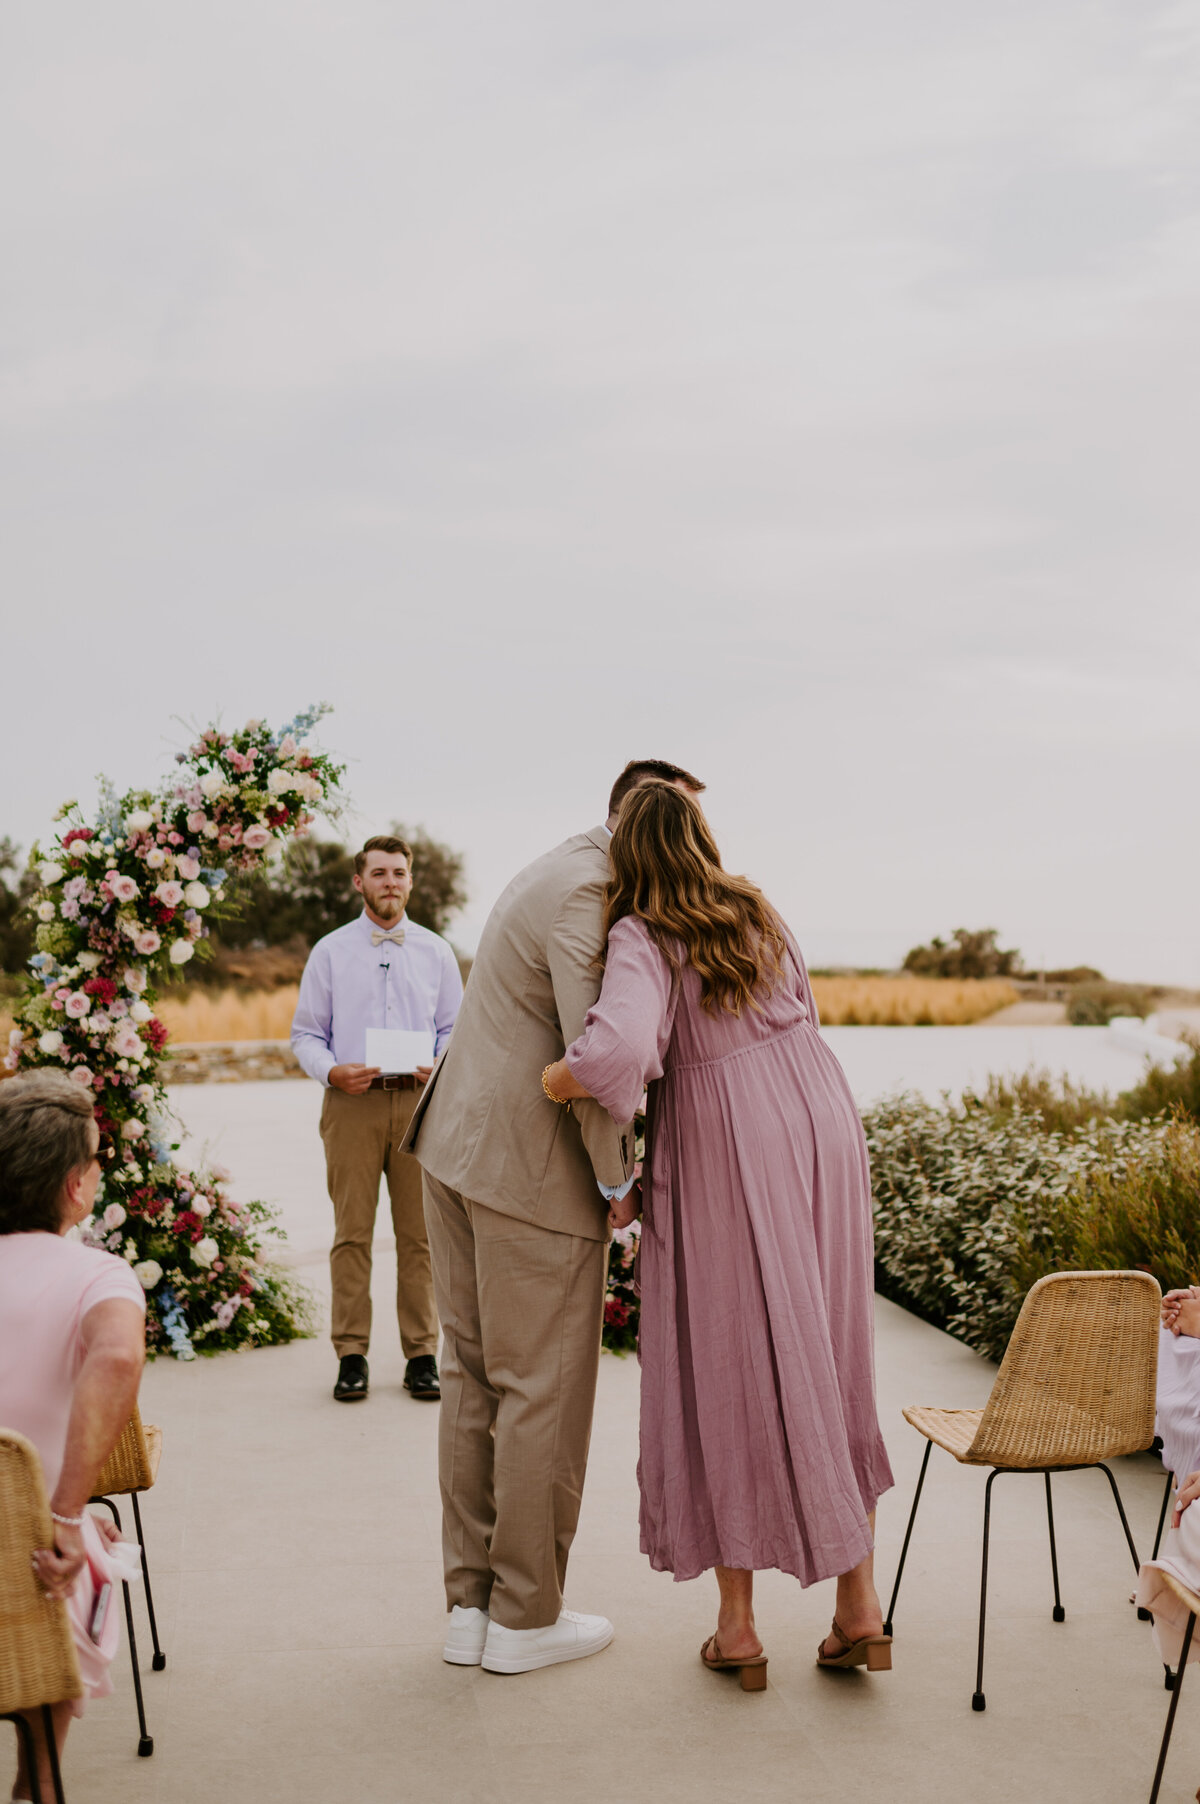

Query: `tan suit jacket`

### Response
(403, 826, 634, 1240)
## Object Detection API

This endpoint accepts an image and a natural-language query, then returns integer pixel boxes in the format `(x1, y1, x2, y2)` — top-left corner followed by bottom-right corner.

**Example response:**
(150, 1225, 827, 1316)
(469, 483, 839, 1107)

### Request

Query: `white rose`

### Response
(266, 767, 296, 796)
(169, 939, 195, 965)
(36, 900, 56, 921)
(182, 881, 210, 909)
(124, 965, 148, 993)
(126, 811, 154, 832)
(39, 862, 64, 885)
(193, 1196, 213, 1218)
(120, 1118, 146, 1140)
(203, 821, 220, 839)
(38, 1030, 64, 1055)
(199, 771, 228, 800)
(191, 1236, 219, 1269)
(144, 846, 167, 869)
(298, 774, 323, 802)
(76, 951, 101, 970)
(133, 1260, 163, 1290)
(130, 999, 152, 1023)
(103, 1202, 127, 1229)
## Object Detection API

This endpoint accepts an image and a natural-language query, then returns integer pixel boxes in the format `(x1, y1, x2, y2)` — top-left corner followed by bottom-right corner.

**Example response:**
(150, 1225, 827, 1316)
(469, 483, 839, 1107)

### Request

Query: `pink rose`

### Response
(64, 991, 92, 1018)
(134, 930, 161, 955)
(154, 880, 186, 908)
(69, 1065, 93, 1087)
(243, 825, 272, 851)
(111, 1024, 144, 1059)
(176, 855, 201, 880)
(186, 811, 207, 833)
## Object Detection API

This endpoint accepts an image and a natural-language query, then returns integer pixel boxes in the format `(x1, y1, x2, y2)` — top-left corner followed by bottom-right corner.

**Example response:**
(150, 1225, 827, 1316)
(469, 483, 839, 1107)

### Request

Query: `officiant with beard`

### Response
(292, 835, 463, 1404)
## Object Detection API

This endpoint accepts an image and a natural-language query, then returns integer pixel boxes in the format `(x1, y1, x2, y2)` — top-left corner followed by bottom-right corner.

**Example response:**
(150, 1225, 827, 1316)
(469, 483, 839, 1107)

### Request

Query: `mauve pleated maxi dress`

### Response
(565, 914, 893, 1586)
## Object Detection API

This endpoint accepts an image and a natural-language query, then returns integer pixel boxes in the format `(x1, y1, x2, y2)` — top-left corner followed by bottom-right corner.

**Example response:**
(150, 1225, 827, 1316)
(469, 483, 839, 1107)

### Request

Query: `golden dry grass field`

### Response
(0, 976, 1019, 1048)
(810, 975, 1017, 1025)
(155, 986, 302, 1042)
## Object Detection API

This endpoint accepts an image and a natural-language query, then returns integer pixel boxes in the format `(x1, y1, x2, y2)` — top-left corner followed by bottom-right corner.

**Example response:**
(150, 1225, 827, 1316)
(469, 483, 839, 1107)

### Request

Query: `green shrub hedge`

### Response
(867, 1043, 1200, 1362)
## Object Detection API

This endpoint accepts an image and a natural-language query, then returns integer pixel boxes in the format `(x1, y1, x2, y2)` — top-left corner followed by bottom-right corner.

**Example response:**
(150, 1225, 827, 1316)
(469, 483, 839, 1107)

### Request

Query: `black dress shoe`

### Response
(404, 1355, 440, 1401)
(333, 1354, 369, 1401)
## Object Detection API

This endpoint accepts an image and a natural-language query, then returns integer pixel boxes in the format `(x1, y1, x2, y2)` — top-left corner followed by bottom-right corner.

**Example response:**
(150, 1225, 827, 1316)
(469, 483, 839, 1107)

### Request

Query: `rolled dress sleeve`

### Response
(565, 917, 678, 1125)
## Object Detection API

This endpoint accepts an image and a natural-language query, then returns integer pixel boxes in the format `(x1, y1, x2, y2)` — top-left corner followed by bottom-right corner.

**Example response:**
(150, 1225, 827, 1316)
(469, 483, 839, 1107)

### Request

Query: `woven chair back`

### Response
(95, 1403, 153, 1497)
(0, 1429, 82, 1716)
(969, 1270, 1160, 1469)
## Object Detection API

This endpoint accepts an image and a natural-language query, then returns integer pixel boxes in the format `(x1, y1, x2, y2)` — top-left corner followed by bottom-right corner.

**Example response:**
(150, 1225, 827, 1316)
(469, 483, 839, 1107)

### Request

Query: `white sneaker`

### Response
(481, 1608, 614, 1674)
(442, 1604, 490, 1665)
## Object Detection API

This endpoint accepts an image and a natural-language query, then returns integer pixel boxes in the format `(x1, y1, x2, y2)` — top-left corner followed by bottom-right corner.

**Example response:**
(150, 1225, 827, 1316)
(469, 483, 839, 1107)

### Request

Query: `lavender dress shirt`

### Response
(291, 911, 463, 1086)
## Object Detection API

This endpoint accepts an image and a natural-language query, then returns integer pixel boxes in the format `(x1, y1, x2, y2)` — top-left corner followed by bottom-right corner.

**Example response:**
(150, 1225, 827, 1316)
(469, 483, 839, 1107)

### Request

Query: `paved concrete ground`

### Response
(43, 1081, 1200, 1804)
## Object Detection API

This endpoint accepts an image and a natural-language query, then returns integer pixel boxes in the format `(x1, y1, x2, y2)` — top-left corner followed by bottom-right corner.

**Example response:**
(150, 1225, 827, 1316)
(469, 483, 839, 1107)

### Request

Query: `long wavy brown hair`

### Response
(604, 782, 786, 1015)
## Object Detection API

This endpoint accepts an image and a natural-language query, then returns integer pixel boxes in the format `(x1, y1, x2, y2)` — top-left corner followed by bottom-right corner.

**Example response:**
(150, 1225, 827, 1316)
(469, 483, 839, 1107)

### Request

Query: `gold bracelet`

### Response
(542, 1065, 572, 1111)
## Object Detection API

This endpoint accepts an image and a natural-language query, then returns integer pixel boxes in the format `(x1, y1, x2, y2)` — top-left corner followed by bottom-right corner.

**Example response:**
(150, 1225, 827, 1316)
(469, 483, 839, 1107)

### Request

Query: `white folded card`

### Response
(364, 1028, 435, 1074)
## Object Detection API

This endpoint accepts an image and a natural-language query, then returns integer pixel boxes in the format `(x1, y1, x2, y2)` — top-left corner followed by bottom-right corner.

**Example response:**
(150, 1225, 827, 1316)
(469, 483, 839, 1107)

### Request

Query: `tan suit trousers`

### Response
(320, 1087, 439, 1360)
(423, 1172, 607, 1630)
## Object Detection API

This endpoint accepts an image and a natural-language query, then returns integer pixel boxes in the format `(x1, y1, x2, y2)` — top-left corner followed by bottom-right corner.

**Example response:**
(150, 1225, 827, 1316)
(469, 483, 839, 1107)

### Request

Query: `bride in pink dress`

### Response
(542, 781, 893, 1687)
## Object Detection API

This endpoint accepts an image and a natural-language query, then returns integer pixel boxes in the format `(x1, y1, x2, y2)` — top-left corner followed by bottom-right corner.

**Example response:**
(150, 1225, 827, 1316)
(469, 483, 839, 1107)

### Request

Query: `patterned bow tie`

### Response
(371, 927, 406, 947)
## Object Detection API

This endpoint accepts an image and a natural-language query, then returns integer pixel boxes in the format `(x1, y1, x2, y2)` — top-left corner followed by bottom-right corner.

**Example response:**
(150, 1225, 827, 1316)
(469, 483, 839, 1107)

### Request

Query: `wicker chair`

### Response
(89, 1404, 165, 1758)
(0, 1429, 82, 1804)
(883, 1269, 1160, 1712)
(1147, 1569, 1200, 1803)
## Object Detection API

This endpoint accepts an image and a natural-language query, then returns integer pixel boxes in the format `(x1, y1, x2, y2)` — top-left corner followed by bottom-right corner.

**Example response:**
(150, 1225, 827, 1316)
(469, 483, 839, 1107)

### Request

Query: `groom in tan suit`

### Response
(404, 758, 705, 1675)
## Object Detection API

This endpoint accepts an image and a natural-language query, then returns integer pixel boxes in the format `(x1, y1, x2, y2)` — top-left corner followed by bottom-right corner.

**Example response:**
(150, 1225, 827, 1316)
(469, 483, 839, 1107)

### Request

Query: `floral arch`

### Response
(5, 706, 343, 1358)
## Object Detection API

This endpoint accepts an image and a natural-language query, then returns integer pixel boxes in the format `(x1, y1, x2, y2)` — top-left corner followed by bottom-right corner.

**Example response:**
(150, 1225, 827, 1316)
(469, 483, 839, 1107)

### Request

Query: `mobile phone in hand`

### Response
(89, 1582, 112, 1643)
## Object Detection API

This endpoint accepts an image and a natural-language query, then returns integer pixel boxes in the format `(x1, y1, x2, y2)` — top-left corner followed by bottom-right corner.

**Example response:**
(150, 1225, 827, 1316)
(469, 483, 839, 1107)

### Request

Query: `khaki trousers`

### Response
(320, 1087, 439, 1360)
(423, 1172, 608, 1630)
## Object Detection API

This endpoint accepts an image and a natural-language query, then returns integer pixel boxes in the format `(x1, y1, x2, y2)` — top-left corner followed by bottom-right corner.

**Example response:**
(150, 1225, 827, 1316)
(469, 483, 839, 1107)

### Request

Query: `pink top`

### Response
(0, 1231, 145, 1495)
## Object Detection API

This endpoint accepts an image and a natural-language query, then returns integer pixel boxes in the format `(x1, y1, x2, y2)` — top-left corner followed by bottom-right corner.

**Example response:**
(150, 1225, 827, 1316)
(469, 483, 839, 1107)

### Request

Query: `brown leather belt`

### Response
(367, 1073, 424, 1092)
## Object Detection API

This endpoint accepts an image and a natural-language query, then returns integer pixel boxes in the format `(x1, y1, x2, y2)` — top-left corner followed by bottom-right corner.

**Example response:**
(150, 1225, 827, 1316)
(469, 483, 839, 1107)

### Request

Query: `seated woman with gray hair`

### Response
(0, 1071, 146, 1803)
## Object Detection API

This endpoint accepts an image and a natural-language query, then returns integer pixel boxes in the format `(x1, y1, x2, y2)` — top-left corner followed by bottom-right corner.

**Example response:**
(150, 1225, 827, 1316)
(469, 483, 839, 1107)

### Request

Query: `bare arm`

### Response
(543, 1057, 591, 1100)
(34, 1297, 145, 1599)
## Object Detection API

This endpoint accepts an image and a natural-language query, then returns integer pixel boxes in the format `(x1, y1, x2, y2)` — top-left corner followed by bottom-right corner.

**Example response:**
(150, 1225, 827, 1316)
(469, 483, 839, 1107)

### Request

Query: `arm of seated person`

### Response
(35, 1298, 145, 1600)
(1175, 1470, 1200, 1530)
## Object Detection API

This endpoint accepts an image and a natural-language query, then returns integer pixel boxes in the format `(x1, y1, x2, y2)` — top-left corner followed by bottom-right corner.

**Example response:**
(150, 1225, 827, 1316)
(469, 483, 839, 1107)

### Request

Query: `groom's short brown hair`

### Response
(354, 834, 413, 877)
(608, 760, 706, 819)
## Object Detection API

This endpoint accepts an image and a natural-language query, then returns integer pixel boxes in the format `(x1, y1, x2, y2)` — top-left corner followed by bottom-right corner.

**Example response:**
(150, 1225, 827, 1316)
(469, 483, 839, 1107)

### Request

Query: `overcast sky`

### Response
(3, 1, 1198, 980)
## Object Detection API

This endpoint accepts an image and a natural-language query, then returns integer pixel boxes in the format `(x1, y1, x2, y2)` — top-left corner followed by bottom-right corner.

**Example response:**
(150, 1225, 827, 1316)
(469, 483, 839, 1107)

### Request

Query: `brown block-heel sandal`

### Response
(701, 1634, 769, 1692)
(816, 1619, 892, 1672)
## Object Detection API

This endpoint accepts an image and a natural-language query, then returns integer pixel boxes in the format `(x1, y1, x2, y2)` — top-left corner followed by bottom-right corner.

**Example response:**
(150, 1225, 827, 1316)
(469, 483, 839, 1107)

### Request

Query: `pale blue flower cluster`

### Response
(158, 1285, 197, 1361)
(268, 701, 331, 747)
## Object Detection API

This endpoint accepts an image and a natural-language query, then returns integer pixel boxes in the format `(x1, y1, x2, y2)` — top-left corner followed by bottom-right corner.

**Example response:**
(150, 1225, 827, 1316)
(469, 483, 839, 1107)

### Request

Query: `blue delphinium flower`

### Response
(158, 1285, 196, 1361)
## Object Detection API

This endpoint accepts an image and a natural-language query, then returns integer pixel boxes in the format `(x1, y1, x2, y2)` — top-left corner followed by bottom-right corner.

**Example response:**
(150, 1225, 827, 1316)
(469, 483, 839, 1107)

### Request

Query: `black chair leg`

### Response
(1140, 1471, 1175, 1623)
(130, 1492, 166, 1671)
(973, 1469, 1000, 1712)
(120, 1576, 154, 1757)
(41, 1704, 66, 1804)
(1044, 1472, 1065, 1621)
(4, 1710, 45, 1804)
(1149, 1610, 1195, 1803)
(1096, 1462, 1142, 1575)
(1152, 1471, 1173, 1564)
(883, 1438, 931, 1637)
(92, 1496, 153, 1756)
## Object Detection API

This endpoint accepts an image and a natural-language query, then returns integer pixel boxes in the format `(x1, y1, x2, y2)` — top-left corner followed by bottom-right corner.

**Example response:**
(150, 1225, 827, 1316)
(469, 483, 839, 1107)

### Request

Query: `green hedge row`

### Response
(867, 1044, 1200, 1363)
